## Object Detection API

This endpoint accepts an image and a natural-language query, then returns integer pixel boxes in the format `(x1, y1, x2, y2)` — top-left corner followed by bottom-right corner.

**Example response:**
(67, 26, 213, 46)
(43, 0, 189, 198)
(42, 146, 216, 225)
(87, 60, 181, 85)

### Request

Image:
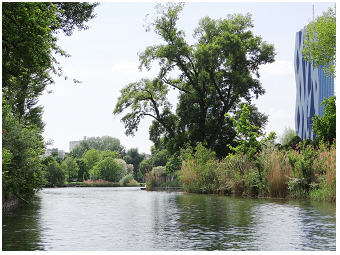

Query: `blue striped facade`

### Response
(294, 27, 334, 140)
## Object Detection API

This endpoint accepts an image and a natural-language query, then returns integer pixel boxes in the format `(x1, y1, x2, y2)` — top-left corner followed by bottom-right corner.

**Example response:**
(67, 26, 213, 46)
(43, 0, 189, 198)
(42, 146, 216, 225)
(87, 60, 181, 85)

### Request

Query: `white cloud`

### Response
(259, 60, 294, 76)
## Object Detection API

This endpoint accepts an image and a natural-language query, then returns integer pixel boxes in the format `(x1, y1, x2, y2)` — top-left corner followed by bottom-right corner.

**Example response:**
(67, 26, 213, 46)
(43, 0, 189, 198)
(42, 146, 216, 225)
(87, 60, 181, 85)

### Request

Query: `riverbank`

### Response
(178, 142, 336, 202)
(2, 194, 19, 212)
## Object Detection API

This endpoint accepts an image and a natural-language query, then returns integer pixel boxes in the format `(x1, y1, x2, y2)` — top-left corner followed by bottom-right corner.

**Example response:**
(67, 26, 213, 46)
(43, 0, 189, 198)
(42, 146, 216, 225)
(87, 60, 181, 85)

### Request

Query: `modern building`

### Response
(294, 27, 334, 140)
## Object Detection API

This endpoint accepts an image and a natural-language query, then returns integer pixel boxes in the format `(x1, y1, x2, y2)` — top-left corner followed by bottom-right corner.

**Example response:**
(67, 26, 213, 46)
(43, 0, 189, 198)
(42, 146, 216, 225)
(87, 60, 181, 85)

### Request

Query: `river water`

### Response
(2, 187, 336, 251)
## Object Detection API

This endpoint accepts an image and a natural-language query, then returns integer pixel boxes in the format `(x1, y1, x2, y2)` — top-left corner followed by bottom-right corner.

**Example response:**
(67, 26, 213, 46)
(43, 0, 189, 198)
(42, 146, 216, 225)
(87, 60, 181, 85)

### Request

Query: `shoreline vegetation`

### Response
(146, 140, 336, 203)
(183, 141, 335, 202)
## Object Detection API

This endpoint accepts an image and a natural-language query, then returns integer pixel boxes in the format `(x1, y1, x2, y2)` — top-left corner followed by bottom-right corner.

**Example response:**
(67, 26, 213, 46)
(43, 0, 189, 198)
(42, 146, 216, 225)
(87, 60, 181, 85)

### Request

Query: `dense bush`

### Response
(179, 140, 336, 202)
(119, 174, 137, 187)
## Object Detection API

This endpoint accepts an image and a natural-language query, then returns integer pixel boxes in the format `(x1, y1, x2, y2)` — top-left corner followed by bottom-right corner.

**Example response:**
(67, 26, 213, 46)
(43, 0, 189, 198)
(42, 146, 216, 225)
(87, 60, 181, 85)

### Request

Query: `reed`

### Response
(267, 151, 291, 198)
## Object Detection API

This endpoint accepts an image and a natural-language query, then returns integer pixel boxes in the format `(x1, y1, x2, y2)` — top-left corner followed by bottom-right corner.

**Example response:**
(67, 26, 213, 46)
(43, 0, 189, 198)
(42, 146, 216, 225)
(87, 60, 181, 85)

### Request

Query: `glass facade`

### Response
(294, 27, 334, 140)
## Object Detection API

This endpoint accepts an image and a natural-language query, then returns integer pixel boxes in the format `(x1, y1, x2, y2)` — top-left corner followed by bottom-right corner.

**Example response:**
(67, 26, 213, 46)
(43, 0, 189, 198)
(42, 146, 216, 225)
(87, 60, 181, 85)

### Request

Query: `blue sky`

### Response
(39, 1, 336, 154)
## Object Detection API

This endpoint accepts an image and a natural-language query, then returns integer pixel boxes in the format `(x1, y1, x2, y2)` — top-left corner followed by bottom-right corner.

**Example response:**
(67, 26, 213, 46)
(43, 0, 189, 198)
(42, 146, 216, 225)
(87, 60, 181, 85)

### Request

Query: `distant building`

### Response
(294, 27, 334, 140)
(69, 136, 87, 152)
(69, 141, 81, 152)
(44, 148, 65, 158)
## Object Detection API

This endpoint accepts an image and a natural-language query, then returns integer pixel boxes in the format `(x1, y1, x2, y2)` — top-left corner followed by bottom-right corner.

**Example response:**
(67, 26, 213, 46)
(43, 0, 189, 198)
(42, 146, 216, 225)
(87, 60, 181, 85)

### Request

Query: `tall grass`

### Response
(266, 150, 291, 198)
(178, 141, 336, 202)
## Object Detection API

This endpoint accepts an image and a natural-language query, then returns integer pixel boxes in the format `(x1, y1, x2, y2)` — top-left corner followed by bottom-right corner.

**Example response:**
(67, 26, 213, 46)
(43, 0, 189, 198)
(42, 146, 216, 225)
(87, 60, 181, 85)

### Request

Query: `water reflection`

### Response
(2, 188, 336, 251)
(2, 196, 44, 251)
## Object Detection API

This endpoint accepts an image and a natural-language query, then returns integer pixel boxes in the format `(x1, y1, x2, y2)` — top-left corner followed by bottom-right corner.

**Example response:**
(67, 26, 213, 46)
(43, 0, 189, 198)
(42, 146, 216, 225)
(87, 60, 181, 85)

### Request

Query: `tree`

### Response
(53, 2, 100, 36)
(61, 157, 79, 182)
(76, 158, 88, 181)
(138, 159, 152, 176)
(302, 5, 336, 77)
(150, 148, 169, 167)
(280, 127, 297, 147)
(2, 2, 99, 124)
(114, 3, 275, 157)
(82, 149, 101, 172)
(68, 136, 125, 159)
(45, 158, 66, 187)
(228, 104, 262, 159)
(311, 96, 336, 144)
(123, 148, 146, 176)
(2, 100, 45, 197)
(97, 157, 122, 182)
(2, 2, 99, 198)
(100, 150, 120, 160)
(114, 158, 128, 178)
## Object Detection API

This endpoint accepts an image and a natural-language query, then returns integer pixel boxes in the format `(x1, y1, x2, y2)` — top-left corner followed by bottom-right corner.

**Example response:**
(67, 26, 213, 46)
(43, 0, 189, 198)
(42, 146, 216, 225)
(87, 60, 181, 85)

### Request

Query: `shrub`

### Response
(179, 143, 219, 194)
(119, 174, 135, 187)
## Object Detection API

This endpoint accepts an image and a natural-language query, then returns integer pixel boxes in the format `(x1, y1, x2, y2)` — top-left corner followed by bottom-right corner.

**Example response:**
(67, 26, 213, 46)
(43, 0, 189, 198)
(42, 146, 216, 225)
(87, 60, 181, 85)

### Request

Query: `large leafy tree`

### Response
(302, 5, 336, 77)
(114, 3, 275, 157)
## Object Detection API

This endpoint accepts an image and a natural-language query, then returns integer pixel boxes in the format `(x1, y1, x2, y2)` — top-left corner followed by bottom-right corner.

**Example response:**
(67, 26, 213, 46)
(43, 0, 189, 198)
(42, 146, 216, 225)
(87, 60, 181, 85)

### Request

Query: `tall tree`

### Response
(302, 5, 336, 77)
(2, 2, 99, 199)
(114, 3, 275, 156)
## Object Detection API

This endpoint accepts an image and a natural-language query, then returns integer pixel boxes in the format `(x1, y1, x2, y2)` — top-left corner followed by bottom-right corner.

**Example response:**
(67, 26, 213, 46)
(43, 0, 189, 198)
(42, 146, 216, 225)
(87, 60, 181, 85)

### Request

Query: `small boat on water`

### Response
(140, 186, 146, 190)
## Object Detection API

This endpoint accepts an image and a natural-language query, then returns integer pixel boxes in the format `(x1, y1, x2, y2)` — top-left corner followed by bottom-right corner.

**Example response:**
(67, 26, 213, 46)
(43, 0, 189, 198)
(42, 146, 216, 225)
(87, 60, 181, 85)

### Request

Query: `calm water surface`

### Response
(2, 187, 336, 251)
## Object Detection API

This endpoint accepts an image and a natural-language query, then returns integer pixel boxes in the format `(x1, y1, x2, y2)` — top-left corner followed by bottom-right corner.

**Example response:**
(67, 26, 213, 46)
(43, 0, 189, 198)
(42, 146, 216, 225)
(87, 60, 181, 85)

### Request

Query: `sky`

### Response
(39, 1, 336, 154)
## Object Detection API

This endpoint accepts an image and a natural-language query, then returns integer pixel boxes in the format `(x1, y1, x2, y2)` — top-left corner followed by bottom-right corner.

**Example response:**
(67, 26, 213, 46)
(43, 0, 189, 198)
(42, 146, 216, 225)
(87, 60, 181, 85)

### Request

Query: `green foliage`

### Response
(302, 5, 336, 77)
(2, 100, 45, 197)
(114, 158, 128, 178)
(100, 150, 120, 160)
(311, 96, 336, 144)
(179, 143, 219, 194)
(89, 165, 100, 180)
(114, 3, 275, 158)
(138, 159, 152, 176)
(123, 148, 145, 176)
(69, 136, 125, 159)
(82, 149, 101, 171)
(150, 148, 169, 167)
(2, 2, 98, 198)
(76, 158, 88, 181)
(165, 155, 182, 174)
(61, 157, 79, 182)
(2, 2, 99, 124)
(119, 174, 136, 187)
(45, 158, 66, 187)
(52, 2, 100, 36)
(280, 126, 296, 147)
(97, 157, 122, 182)
(227, 104, 261, 159)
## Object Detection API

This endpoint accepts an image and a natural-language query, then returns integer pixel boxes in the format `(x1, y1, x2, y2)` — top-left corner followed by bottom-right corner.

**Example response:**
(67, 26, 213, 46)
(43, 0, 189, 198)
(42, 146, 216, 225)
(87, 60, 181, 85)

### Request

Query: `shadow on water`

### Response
(2, 196, 44, 251)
